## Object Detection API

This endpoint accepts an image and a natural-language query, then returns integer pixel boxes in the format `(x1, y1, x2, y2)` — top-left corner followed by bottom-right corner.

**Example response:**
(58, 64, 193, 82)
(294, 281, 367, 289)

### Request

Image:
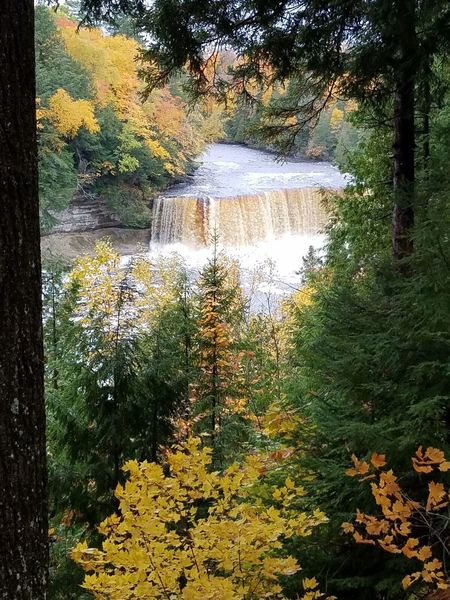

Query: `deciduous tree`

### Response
(72, 437, 329, 599)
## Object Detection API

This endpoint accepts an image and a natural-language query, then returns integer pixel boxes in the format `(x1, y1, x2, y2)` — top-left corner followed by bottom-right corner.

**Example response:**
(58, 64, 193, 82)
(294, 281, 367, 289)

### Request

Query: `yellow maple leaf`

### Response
(402, 572, 421, 589)
(303, 577, 319, 590)
(402, 538, 419, 558)
(425, 447, 446, 464)
(424, 559, 443, 572)
(341, 522, 354, 534)
(416, 545, 433, 561)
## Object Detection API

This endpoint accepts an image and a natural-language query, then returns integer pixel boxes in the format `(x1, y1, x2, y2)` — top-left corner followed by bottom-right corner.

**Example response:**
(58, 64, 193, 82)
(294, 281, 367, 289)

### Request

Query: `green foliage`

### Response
(324, 121, 392, 273)
(225, 93, 362, 164)
(38, 135, 78, 230)
(39, 4, 450, 597)
(101, 183, 151, 227)
(49, 519, 91, 600)
(35, 6, 93, 102)
(279, 64, 450, 599)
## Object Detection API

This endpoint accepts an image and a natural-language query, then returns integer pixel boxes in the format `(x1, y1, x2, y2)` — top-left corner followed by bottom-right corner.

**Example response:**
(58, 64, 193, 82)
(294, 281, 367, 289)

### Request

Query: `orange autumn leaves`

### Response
(343, 447, 450, 592)
(413, 447, 450, 474)
(345, 451, 387, 477)
(51, 14, 223, 175)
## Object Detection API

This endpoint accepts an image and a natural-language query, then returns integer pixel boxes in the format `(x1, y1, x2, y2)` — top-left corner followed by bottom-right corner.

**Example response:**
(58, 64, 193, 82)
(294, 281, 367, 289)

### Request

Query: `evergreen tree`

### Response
(134, 264, 196, 461)
(280, 69, 450, 598)
(194, 243, 248, 464)
(47, 250, 139, 525)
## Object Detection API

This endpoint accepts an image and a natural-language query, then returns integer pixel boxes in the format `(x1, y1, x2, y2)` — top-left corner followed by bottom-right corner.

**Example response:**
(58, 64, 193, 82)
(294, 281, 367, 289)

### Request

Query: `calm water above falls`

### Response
(163, 143, 347, 198)
(149, 143, 348, 302)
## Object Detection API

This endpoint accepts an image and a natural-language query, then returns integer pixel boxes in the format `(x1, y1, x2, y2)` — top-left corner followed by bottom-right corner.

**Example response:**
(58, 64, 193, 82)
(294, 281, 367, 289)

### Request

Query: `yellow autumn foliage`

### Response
(72, 437, 328, 599)
(59, 18, 174, 161)
(132, 254, 185, 328)
(66, 242, 187, 341)
(329, 108, 344, 131)
(56, 14, 223, 174)
(57, 17, 139, 110)
(66, 240, 132, 350)
(68, 240, 121, 313)
(45, 88, 99, 137)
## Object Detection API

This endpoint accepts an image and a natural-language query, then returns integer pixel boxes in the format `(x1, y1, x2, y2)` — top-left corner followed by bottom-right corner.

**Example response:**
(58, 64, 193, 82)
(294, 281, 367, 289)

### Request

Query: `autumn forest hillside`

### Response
(38, 4, 450, 599)
(36, 6, 226, 230)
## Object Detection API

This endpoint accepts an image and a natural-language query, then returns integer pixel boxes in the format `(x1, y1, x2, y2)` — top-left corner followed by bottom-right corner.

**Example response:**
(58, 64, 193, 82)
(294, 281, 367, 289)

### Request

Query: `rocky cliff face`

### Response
(42, 195, 151, 261)
(41, 227, 151, 261)
(48, 194, 122, 233)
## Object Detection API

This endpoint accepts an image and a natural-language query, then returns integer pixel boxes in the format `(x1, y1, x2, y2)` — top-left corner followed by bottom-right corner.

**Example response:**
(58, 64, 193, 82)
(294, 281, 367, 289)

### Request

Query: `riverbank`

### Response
(219, 139, 330, 164)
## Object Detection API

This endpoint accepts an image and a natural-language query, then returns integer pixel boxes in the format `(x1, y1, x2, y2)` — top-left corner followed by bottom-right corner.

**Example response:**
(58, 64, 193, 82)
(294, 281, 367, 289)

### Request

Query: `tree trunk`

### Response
(0, 2, 48, 598)
(392, 0, 417, 260)
(422, 57, 431, 171)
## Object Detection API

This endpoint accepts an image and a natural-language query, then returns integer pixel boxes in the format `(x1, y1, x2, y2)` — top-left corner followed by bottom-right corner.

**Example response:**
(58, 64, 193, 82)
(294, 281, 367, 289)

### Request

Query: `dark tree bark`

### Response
(0, 2, 48, 598)
(392, 0, 417, 260)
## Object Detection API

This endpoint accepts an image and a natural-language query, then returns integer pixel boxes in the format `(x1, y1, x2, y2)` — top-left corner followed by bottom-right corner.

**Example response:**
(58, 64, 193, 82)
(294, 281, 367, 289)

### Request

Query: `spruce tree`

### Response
(194, 241, 248, 464)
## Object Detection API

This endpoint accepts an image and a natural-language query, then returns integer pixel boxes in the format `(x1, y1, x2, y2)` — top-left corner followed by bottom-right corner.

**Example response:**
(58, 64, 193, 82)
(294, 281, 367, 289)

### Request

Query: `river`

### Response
(161, 143, 345, 198)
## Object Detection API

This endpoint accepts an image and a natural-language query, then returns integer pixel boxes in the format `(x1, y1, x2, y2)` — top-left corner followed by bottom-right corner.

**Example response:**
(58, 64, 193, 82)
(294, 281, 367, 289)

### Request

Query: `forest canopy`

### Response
(36, 4, 361, 231)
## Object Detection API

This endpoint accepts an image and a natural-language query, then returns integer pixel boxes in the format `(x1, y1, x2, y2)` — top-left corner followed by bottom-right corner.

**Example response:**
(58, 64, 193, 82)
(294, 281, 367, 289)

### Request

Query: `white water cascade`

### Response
(151, 188, 329, 248)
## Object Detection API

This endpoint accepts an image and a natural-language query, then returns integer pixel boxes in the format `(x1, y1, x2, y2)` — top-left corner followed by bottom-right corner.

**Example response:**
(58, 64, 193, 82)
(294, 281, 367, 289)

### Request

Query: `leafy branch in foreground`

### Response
(343, 448, 450, 593)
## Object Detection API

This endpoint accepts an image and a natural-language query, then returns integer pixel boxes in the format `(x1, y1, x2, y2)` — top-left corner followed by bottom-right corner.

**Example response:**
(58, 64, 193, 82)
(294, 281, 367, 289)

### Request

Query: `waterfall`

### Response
(151, 188, 329, 247)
